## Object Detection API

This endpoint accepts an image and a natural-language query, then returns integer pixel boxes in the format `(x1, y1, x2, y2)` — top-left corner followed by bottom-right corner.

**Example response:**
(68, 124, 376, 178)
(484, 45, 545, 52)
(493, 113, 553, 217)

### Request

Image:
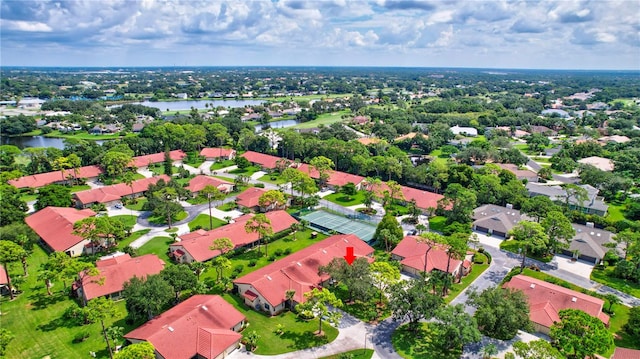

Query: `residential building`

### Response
(75, 254, 165, 304)
(233, 234, 374, 315)
(9, 165, 103, 189)
(577, 156, 615, 172)
(564, 222, 616, 264)
(200, 148, 236, 161)
(503, 274, 609, 334)
(472, 204, 533, 238)
(186, 175, 234, 196)
(131, 150, 187, 169)
(391, 236, 471, 277)
(612, 348, 640, 359)
(25, 207, 96, 257)
(73, 175, 171, 208)
(370, 182, 443, 212)
(598, 135, 630, 145)
(169, 210, 297, 263)
(496, 163, 539, 182)
(526, 183, 609, 216)
(450, 125, 478, 137)
(124, 295, 245, 359)
(240, 151, 282, 170)
(235, 187, 268, 212)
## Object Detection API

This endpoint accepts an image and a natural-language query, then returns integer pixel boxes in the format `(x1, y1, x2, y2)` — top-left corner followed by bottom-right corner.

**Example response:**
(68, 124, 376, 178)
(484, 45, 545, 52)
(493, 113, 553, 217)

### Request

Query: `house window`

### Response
(264, 303, 270, 310)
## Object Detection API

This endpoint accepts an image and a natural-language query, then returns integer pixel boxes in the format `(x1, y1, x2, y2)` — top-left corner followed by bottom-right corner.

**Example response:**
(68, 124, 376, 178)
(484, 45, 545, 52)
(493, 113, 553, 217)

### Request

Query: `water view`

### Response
(124, 99, 265, 111)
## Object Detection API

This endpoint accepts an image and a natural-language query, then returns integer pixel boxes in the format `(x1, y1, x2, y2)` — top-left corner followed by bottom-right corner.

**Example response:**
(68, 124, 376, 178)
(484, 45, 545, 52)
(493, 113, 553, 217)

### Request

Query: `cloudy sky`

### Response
(2, 0, 639, 70)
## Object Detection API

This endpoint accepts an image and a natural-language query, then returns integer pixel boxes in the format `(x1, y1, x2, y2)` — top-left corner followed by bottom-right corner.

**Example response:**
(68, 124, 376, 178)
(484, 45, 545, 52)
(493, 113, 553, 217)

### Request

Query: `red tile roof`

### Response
(25, 207, 96, 252)
(124, 295, 245, 359)
(372, 183, 443, 210)
(235, 187, 267, 208)
(200, 148, 235, 158)
(186, 175, 232, 194)
(79, 254, 165, 301)
(0, 266, 7, 285)
(293, 163, 364, 187)
(171, 211, 298, 262)
(73, 175, 171, 205)
(503, 274, 609, 329)
(9, 165, 103, 189)
(131, 150, 186, 168)
(613, 347, 640, 359)
(241, 151, 282, 169)
(233, 234, 374, 307)
(391, 236, 462, 274)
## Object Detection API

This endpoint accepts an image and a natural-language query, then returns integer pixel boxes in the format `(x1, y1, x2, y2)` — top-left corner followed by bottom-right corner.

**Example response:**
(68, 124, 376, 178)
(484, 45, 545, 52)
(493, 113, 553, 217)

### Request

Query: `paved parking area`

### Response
(550, 255, 594, 280)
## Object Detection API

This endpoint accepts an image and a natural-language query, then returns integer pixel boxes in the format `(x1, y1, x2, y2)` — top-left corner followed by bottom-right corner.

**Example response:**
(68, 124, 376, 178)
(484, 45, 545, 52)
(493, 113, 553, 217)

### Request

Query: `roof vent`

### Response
(343, 238, 349, 243)
(530, 283, 536, 289)
(590, 232, 595, 235)
(322, 249, 327, 254)
(266, 275, 272, 281)
(596, 233, 601, 237)
(571, 297, 577, 302)
(296, 262, 302, 267)
(586, 222, 595, 228)
(202, 305, 208, 311)
(506, 203, 514, 209)
(168, 326, 174, 332)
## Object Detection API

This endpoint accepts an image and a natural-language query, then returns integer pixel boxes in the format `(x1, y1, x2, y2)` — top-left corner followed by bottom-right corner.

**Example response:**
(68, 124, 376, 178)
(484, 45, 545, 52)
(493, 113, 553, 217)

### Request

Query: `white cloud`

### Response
(3, 20, 51, 32)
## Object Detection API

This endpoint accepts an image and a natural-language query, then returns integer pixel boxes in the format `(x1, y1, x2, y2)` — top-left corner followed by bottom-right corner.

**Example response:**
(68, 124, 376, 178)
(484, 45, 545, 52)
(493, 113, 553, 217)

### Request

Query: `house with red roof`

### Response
(73, 175, 171, 208)
(131, 150, 187, 169)
(391, 236, 470, 277)
(370, 182, 443, 212)
(9, 165, 104, 189)
(124, 295, 245, 359)
(233, 234, 374, 315)
(503, 274, 610, 334)
(25, 207, 97, 257)
(186, 175, 234, 197)
(0, 266, 9, 296)
(75, 254, 165, 304)
(200, 148, 236, 161)
(240, 151, 282, 170)
(170, 210, 297, 263)
(235, 187, 268, 212)
(612, 347, 640, 359)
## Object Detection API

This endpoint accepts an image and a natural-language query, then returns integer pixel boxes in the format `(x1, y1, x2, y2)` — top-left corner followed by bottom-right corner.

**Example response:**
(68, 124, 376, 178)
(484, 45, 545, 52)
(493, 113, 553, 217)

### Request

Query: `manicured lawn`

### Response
(428, 216, 447, 232)
(591, 266, 640, 298)
(258, 173, 288, 185)
(117, 229, 151, 250)
(291, 110, 349, 129)
(229, 165, 261, 176)
(148, 210, 188, 225)
(110, 215, 138, 227)
(445, 253, 490, 304)
(69, 184, 91, 193)
(183, 153, 205, 168)
(1, 246, 135, 359)
(210, 160, 236, 171)
(20, 193, 38, 203)
(321, 349, 374, 359)
(125, 197, 147, 211)
(392, 322, 460, 359)
(217, 202, 238, 211)
(324, 190, 366, 207)
(188, 214, 227, 231)
(222, 294, 338, 355)
(329, 284, 391, 322)
(499, 239, 553, 263)
(137, 236, 173, 262)
(606, 202, 626, 222)
(44, 130, 137, 140)
(385, 203, 409, 216)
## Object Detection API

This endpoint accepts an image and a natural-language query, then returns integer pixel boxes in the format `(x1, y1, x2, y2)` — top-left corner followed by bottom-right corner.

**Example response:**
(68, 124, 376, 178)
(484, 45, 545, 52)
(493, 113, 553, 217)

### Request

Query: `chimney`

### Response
(586, 222, 595, 228)
(506, 203, 514, 209)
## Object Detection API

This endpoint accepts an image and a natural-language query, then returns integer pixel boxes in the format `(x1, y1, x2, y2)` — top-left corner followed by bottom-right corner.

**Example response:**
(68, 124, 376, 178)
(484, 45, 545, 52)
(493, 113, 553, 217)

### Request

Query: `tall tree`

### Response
(0, 185, 27, 226)
(0, 328, 14, 358)
(210, 237, 234, 256)
(513, 339, 564, 359)
(100, 150, 133, 178)
(244, 214, 273, 256)
(441, 233, 468, 296)
(468, 287, 531, 340)
(200, 185, 224, 230)
(319, 257, 374, 302)
(370, 261, 400, 304)
(388, 278, 443, 330)
(297, 288, 343, 335)
(309, 155, 334, 187)
(152, 187, 180, 228)
(258, 189, 287, 211)
(86, 297, 118, 359)
(521, 196, 558, 222)
(509, 221, 549, 271)
(549, 309, 613, 359)
(0, 240, 26, 300)
(437, 183, 477, 224)
(114, 342, 155, 359)
(373, 213, 403, 252)
(161, 264, 197, 302)
(35, 184, 73, 210)
(432, 304, 481, 353)
(73, 216, 122, 254)
(541, 211, 575, 254)
(211, 256, 232, 283)
(123, 275, 173, 321)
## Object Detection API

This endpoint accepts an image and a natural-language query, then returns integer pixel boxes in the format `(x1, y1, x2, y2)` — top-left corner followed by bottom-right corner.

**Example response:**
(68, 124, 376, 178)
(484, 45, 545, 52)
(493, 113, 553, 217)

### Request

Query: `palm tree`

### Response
(200, 185, 223, 230)
(244, 214, 273, 256)
(290, 222, 302, 241)
(481, 343, 498, 359)
(285, 289, 296, 311)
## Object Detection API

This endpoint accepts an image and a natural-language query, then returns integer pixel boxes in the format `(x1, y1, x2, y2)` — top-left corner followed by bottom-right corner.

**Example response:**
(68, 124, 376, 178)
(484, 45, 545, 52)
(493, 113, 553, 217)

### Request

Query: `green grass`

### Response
(210, 160, 236, 171)
(188, 214, 227, 231)
(148, 211, 188, 225)
(1, 245, 135, 359)
(428, 216, 447, 232)
(229, 166, 261, 176)
(44, 130, 137, 140)
(320, 349, 374, 359)
(591, 266, 640, 299)
(137, 236, 173, 263)
(69, 184, 91, 193)
(222, 293, 338, 355)
(20, 193, 38, 203)
(445, 253, 490, 304)
(329, 284, 391, 322)
(258, 173, 288, 185)
(392, 322, 460, 359)
(117, 229, 151, 250)
(291, 110, 349, 129)
(606, 202, 626, 222)
(499, 239, 553, 263)
(183, 153, 205, 168)
(324, 191, 366, 207)
(124, 197, 147, 211)
(217, 202, 238, 211)
(110, 215, 138, 227)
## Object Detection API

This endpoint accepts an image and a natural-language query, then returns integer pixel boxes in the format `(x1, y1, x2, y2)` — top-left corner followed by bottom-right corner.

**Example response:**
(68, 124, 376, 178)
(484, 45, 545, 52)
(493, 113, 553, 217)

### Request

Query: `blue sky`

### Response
(1, 0, 639, 69)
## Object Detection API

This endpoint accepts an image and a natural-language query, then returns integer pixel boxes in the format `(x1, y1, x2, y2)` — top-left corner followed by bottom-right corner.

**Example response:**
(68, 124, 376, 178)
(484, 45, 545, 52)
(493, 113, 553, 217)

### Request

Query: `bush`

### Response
(274, 249, 284, 257)
(268, 255, 276, 261)
(248, 259, 257, 267)
(473, 254, 485, 264)
(233, 264, 244, 273)
(603, 250, 619, 266)
(193, 225, 203, 231)
(254, 183, 265, 188)
(484, 250, 492, 264)
(72, 330, 91, 343)
(283, 248, 292, 255)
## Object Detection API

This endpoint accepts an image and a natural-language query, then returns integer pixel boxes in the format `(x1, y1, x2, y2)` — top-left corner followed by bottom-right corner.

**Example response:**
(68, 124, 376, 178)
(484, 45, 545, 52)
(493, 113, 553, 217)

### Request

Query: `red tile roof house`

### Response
(233, 234, 374, 315)
(370, 182, 444, 212)
(503, 274, 610, 335)
(612, 347, 640, 359)
(75, 254, 165, 304)
(73, 175, 172, 208)
(240, 151, 282, 170)
(235, 187, 268, 212)
(131, 150, 187, 170)
(496, 163, 539, 183)
(0, 266, 10, 296)
(25, 207, 97, 257)
(186, 175, 234, 197)
(124, 295, 246, 359)
(169, 210, 298, 264)
(295, 163, 366, 190)
(200, 148, 236, 161)
(9, 165, 104, 189)
(391, 236, 470, 278)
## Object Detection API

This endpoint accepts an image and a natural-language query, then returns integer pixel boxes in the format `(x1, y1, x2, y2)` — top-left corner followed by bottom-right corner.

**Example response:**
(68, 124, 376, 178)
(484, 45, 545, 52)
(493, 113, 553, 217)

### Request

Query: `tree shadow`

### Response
(28, 292, 69, 310)
(280, 329, 330, 351)
(392, 324, 460, 359)
(37, 312, 85, 332)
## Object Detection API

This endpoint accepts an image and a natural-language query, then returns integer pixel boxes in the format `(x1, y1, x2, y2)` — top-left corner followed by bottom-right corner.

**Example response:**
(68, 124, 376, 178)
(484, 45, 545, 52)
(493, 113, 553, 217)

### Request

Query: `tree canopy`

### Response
(469, 287, 531, 340)
(549, 309, 613, 359)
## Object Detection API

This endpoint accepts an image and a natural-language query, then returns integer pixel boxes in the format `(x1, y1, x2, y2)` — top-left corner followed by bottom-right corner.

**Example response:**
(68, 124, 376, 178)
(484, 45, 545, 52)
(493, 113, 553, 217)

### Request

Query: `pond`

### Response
(254, 119, 299, 132)
(111, 99, 265, 111)
(1, 136, 105, 149)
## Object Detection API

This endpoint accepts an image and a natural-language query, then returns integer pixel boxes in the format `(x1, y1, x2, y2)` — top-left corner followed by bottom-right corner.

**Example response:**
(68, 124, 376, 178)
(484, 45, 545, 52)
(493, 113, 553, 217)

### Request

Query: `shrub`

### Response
(193, 225, 203, 231)
(248, 259, 257, 267)
(233, 264, 244, 273)
(72, 330, 91, 343)
(283, 248, 292, 255)
(254, 183, 265, 188)
(274, 249, 284, 257)
(268, 255, 276, 261)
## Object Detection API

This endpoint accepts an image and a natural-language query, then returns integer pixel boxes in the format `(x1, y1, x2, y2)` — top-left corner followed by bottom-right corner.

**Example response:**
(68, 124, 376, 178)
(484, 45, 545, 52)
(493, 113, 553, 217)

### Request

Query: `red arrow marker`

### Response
(344, 247, 355, 265)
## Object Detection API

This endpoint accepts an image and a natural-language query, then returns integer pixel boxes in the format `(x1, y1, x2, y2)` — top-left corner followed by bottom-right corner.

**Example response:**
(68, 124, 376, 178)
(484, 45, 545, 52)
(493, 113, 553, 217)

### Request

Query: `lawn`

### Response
(291, 110, 349, 129)
(258, 173, 288, 185)
(117, 229, 151, 250)
(591, 266, 640, 299)
(44, 130, 137, 140)
(324, 190, 366, 207)
(188, 214, 227, 231)
(110, 215, 138, 227)
(499, 239, 553, 263)
(217, 201, 238, 211)
(148, 210, 188, 225)
(124, 197, 147, 211)
(229, 165, 261, 176)
(428, 216, 447, 232)
(445, 253, 490, 304)
(1, 245, 134, 359)
(69, 184, 91, 193)
(222, 294, 338, 355)
(392, 322, 460, 359)
(606, 202, 626, 222)
(183, 153, 205, 168)
(320, 349, 374, 359)
(137, 236, 174, 263)
(210, 159, 236, 171)
(329, 284, 391, 323)
(20, 192, 38, 203)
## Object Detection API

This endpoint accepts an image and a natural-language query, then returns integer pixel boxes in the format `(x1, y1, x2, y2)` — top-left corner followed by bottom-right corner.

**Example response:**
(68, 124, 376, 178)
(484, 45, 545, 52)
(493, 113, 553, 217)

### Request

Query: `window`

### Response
(264, 303, 270, 310)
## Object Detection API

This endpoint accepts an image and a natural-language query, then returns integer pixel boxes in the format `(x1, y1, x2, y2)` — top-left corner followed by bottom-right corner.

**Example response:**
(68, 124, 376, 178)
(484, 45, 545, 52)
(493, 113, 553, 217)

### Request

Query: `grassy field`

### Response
(428, 216, 447, 232)
(1, 246, 133, 359)
(606, 202, 626, 222)
(258, 173, 288, 185)
(124, 197, 147, 211)
(44, 130, 137, 141)
(291, 110, 349, 129)
(222, 294, 338, 355)
(445, 253, 490, 304)
(320, 349, 374, 359)
(210, 160, 236, 170)
(591, 266, 640, 298)
(117, 229, 151, 250)
(137, 236, 174, 262)
(217, 201, 238, 211)
(110, 214, 138, 227)
(324, 191, 366, 207)
(188, 214, 227, 231)
(229, 165, 261, 176)
(499, 239, 553, 263)
(148, 210, 188, 225)
(392, 322, 460, 359)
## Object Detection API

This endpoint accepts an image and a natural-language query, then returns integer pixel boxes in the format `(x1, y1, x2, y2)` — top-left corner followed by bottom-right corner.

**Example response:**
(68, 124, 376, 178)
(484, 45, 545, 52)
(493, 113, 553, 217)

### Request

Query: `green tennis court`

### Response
(299, 210, 376, 242)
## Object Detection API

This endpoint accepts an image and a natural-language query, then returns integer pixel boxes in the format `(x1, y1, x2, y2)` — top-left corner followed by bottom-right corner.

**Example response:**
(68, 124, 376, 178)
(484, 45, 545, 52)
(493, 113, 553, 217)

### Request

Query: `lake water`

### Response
(118, 99, 265, 111)
(255, 119, 298, 132)
(1, 136, 105, 149)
